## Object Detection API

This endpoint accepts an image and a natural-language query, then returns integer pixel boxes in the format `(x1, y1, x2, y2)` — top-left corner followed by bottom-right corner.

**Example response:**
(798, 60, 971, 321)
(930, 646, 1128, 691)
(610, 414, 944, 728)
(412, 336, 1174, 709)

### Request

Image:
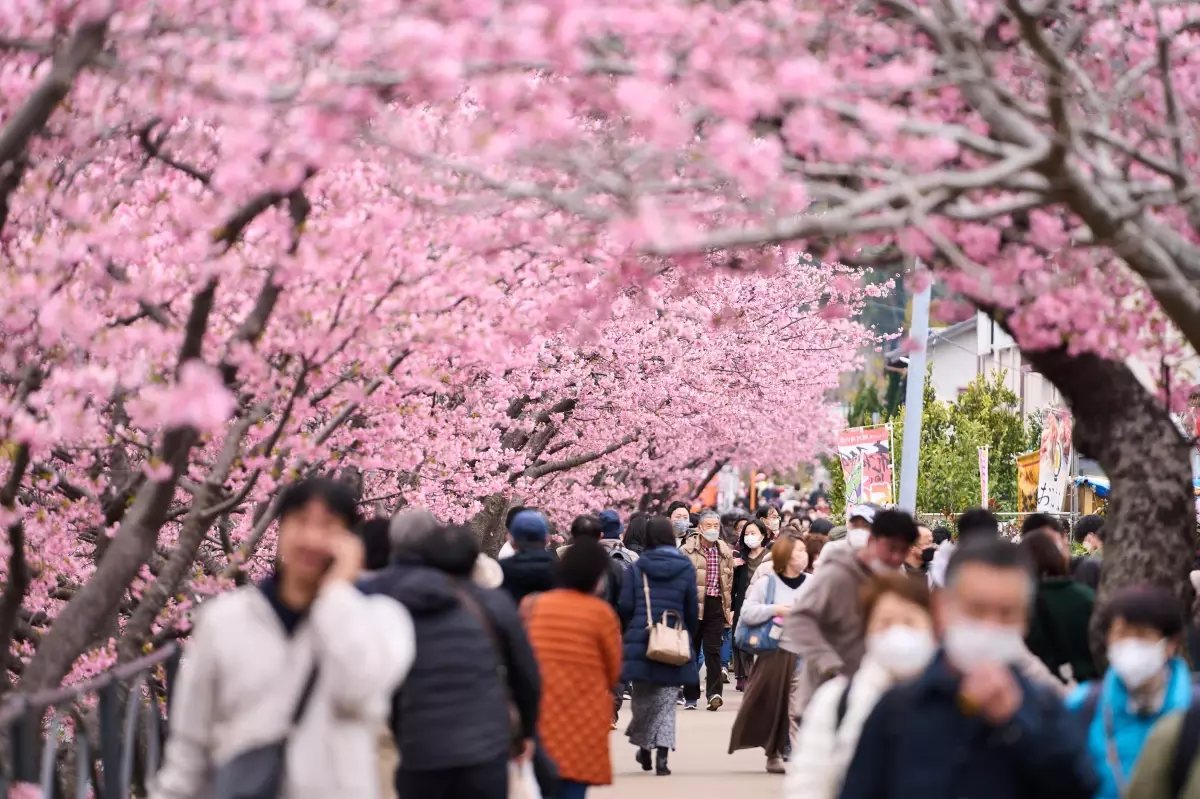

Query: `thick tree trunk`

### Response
(20, 426, 200, 692)
(690, 459, 728, 502)
(117, 414, 259, 661)
(470, 492, 516, 557)
(1015, 343, 1193, 664)
(0, 444, 32, 694)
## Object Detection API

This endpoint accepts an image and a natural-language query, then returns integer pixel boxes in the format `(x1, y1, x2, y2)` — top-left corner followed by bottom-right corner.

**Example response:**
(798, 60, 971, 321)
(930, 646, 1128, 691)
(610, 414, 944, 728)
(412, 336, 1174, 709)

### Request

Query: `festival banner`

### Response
(836, 426, 894, 506)
(1036, 409, 1074, 513)
(978, 446, 989, 508)
(1017, 450, 1040, 514)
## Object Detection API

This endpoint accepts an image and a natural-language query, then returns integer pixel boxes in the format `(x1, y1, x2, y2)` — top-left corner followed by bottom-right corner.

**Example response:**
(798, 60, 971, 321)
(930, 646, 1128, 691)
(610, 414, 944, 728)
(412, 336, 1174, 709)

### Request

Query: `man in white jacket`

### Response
(152, 478, 416, 799)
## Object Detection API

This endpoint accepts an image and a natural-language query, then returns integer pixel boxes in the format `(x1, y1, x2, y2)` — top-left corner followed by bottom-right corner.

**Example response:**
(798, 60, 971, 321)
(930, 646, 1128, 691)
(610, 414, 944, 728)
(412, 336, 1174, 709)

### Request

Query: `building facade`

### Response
(918, 312, 1063, 418)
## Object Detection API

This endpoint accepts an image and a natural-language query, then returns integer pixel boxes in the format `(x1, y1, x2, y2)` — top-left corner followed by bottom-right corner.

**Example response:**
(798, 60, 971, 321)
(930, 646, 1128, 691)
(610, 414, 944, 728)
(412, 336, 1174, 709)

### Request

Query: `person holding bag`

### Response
(151, 479, 416, 799)
(617, 516, 700, 777)
(729, 534, 810, 774)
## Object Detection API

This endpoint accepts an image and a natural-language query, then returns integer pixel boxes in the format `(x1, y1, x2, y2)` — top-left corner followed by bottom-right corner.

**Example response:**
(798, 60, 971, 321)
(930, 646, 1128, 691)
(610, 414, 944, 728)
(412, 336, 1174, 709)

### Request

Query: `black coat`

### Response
(731, 548, 769, 618)
(360, 564, 541, 772)
(839, 653, 1097, 799)
(617, 545, 699, 686)
(500, 548, 558, 605)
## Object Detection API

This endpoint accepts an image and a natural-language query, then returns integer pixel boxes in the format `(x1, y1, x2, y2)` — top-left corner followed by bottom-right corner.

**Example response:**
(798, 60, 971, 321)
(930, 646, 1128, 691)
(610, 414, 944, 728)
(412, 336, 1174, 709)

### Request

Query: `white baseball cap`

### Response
(848, 504, 877, 525)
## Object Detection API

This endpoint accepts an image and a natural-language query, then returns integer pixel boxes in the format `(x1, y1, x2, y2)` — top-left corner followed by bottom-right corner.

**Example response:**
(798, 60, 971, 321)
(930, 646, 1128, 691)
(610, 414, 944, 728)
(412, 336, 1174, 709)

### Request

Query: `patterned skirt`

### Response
(625, 682, 678, 750)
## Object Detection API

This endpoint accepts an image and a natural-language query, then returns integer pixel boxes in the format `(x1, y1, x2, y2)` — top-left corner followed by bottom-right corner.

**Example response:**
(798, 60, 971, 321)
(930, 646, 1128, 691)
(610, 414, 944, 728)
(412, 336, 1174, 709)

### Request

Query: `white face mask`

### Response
(943, 619, 1027, 671)
(847, 527, 870, 550)
(1108, 638, 1168, 689)
(673, 518, 690, 536)
(744, 534, 763, 550)
(700, 528, 720, 542)
(867, 625, 937, 679)
(766, 518, 780, 532)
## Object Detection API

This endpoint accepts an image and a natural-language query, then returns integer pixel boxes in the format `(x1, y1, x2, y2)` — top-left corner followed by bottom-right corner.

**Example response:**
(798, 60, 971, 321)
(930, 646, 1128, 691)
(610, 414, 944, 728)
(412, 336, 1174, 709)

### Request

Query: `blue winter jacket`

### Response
(1065, 656, 1193, 799)
(838, 651, 1097, 799)
(617, 545, 700, 686)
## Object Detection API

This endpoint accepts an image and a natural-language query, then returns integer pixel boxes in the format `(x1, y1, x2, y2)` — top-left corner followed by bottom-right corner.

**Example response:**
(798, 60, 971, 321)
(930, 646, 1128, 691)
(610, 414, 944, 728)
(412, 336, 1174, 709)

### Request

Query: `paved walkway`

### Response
(594, 691, 782, 798)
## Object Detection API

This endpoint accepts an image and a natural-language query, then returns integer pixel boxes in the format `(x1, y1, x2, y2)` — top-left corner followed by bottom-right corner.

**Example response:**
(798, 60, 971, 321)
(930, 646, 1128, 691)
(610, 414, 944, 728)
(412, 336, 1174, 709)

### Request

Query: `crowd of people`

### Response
(146, 477, 1200, 799)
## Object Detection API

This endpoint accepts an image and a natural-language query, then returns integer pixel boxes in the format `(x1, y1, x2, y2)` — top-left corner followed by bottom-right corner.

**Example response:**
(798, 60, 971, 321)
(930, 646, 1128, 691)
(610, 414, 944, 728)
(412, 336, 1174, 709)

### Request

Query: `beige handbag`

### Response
(642, 571, 691, 666)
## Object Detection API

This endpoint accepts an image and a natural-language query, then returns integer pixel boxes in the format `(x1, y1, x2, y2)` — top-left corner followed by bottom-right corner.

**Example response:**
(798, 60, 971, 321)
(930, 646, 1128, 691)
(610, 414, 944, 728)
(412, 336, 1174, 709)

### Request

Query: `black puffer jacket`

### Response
(361, 564, 540, 772)
(500, 548, 557, 605)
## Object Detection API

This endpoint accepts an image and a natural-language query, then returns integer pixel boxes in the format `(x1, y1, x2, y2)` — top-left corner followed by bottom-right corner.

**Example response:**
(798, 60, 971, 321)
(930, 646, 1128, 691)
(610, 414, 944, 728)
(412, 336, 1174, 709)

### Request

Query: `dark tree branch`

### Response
(176, 279, 219, 375)
(234, 349, 415, 566)
(136, 120, 212, 186)
(103, 261, 174, 328)
(19, 274, 224, 691)
(518, 434, 639, 482)
(0, 19, 108, 169)
(211, 167, 316, 251)
(690, 458, 729, 501)
(118, 406, 266, 660)
(0, 442, 33, 695)
(0, 19, 108, 238)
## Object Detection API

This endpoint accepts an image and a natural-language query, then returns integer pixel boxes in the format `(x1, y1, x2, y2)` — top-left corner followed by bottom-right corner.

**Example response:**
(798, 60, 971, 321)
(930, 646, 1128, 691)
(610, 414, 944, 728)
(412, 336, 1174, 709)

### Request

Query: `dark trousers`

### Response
(560, 780, 589, 799)
(683, 596, 727, 701)
(396, 757, 508, 799)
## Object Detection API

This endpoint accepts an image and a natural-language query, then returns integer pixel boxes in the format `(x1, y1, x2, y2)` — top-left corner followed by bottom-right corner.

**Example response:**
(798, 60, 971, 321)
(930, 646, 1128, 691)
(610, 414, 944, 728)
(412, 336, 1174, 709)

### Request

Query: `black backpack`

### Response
(1077, 683, 1200, 798)
(605, 556, 632, 625)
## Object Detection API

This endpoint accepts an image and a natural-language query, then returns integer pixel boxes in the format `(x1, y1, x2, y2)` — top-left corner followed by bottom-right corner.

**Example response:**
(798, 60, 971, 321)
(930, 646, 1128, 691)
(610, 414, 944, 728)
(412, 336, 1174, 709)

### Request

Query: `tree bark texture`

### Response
(470, 492, 516, 557)
(1016, 343, 1194, 666)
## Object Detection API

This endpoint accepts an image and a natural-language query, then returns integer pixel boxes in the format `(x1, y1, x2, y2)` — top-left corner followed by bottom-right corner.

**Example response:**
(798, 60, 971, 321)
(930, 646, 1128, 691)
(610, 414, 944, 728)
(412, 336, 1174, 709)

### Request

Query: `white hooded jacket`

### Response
(785, 654, 895, 799)
(151, 583, 414, 799)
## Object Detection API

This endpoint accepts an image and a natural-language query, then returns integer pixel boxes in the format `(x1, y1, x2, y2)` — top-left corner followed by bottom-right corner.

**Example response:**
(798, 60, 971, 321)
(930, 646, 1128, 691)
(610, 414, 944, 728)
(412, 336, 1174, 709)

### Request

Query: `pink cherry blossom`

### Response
(11, 0, 1190, 697)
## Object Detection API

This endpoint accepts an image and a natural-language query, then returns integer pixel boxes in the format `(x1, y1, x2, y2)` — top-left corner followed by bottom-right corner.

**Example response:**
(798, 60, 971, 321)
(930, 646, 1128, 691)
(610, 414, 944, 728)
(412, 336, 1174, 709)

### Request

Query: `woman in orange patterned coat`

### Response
(523, 535, 624, 799)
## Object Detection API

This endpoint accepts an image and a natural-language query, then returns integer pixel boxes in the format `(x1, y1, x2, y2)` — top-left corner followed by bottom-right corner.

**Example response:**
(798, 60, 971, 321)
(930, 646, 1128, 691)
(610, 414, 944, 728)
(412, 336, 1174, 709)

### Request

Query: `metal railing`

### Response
(0, 645, 182, 798)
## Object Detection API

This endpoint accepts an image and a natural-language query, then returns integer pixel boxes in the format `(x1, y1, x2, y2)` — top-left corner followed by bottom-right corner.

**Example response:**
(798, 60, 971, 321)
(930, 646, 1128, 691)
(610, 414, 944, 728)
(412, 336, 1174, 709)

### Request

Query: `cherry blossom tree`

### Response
(0, 4, 885, 696)
(16, 0, 1192, 691)
(382, 0, 1200, 635)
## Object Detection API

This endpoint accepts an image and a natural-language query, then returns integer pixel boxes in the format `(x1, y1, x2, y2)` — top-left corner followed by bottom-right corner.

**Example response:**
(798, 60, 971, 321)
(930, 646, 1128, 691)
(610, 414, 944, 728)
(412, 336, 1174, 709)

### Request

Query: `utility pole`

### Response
(898, 267, 931, 514)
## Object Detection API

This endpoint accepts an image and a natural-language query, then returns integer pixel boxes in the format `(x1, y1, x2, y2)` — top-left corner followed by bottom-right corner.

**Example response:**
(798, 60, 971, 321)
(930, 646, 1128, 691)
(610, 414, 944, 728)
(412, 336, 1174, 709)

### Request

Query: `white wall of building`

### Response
(926, 322, 979, 403)
(923, 312, 1063, 418)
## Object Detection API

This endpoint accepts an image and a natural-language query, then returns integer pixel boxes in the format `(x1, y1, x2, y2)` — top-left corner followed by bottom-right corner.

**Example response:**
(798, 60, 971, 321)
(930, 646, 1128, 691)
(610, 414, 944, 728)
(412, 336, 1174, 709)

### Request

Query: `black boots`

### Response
(636, 745, 670, 775)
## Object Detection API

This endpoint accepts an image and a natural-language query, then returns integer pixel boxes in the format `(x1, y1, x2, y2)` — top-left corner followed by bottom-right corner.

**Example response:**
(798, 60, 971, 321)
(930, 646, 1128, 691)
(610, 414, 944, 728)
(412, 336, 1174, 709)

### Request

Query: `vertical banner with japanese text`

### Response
(1017, 451, 1041, 514)
(836, 426, 894, 506)
(1036, 409, 1074, 513)
(978, 446, 989, 508)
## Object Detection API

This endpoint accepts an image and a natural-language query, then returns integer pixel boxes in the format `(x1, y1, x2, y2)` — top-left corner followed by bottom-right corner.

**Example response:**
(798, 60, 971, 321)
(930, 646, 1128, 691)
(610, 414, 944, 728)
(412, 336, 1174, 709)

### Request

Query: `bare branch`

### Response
(519, 433, 639, 481)
(0, 18, 108, 169)
(118, 404, 268, 660)
(136, 120, 212, 186)
(210, 168, 315, 252)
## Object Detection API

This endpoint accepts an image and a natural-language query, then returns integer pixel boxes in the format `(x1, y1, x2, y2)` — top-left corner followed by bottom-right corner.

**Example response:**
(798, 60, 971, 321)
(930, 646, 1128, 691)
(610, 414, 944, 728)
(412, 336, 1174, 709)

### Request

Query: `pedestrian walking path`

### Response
(596, 692, 781, 798)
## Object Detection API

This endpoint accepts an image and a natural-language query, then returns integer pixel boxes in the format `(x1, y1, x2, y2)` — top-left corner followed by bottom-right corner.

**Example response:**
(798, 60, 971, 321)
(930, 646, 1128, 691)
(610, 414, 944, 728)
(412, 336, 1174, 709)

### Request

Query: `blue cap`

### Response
(510, 510, 549, 543)
(598, 510, 622, 540)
